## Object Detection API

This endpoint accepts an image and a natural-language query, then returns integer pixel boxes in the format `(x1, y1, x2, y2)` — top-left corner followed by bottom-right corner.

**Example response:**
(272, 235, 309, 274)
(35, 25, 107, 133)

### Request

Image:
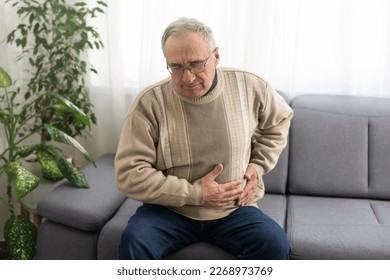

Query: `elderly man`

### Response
(115, 17, 293, 260)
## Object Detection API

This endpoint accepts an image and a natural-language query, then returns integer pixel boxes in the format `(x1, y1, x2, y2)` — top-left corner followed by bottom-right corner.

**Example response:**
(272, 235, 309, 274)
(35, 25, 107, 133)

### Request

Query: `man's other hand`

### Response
(238, 165, 258, 206)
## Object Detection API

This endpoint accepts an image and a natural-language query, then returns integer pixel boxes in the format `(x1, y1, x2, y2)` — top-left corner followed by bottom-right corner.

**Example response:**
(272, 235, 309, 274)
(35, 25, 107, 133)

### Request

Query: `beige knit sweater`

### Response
(115, 68, 293, 220)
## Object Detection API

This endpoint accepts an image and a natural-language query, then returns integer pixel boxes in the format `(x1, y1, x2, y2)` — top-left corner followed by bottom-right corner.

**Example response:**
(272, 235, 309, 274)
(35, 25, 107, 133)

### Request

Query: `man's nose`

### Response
(182, 68, 196, 83)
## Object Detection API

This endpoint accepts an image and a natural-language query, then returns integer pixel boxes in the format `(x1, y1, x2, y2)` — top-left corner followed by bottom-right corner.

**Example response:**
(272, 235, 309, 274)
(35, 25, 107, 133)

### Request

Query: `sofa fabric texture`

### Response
(36, 94, 390, 260)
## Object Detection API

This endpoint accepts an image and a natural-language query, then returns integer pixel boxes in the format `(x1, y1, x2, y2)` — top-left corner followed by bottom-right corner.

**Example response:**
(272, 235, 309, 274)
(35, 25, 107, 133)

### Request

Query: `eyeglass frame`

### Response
(166, 48, 216, 76)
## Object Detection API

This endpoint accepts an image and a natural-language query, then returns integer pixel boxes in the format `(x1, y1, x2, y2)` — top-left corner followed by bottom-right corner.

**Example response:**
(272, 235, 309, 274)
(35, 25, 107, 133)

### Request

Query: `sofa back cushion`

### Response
(288, 94, 390, 199)
(263, 144, 289, 194)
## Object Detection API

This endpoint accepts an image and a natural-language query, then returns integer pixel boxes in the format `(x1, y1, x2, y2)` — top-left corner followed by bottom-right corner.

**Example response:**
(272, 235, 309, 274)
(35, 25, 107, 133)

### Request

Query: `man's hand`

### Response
(237, 165, 258, 206)
(201, 164, 243, 207)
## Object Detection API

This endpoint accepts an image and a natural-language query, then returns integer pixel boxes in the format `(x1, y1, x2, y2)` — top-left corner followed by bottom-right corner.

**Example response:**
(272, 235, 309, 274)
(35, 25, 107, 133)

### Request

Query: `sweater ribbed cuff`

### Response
(249, 163, 265, 179)
(186, 179, 204, 206)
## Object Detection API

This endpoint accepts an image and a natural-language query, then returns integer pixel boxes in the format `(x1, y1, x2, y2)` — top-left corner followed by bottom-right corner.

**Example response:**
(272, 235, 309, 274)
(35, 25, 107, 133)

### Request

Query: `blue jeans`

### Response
(119, 204, 291, 260)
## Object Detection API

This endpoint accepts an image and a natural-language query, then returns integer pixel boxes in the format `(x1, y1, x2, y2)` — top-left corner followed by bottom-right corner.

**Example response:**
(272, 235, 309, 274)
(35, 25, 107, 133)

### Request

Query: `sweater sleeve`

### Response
(115, 109, 204, 207)
(249, 84, 293, 177)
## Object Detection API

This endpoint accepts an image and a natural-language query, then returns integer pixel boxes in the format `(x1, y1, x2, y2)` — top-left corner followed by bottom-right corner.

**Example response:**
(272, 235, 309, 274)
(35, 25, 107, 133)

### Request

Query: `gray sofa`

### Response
(36, 94, 390, 260)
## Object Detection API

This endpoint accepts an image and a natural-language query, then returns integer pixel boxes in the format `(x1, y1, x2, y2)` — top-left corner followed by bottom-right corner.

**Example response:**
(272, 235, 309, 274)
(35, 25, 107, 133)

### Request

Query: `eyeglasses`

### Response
(166, 49, 215, 76)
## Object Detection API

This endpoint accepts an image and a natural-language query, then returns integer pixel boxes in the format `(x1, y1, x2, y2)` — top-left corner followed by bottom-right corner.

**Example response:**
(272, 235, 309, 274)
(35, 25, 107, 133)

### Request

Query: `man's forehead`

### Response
(166, 53, 206, 65)
(164, 33, 209, 59)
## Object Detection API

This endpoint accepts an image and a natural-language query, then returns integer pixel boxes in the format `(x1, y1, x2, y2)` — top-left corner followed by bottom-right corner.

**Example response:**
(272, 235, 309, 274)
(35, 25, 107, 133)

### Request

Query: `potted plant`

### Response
(1, 66, 94, 259)
(5, 0, 107, 150)
(1, 0, 106, 259)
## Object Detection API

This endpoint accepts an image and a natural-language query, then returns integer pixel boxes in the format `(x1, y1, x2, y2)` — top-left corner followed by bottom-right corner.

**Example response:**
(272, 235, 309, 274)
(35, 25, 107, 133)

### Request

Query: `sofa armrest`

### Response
(37, 153, 126, 231)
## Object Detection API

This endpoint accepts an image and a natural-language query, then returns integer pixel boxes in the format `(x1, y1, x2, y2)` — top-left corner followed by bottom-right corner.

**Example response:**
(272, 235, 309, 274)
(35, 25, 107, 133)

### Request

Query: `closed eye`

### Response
(169, 64, 182, 69)
(189, 61, 203, 67)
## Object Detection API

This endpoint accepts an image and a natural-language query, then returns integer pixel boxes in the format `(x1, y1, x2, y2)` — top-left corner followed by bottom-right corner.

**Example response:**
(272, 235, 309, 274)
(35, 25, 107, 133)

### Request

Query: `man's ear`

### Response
(214, 47, 220, 65)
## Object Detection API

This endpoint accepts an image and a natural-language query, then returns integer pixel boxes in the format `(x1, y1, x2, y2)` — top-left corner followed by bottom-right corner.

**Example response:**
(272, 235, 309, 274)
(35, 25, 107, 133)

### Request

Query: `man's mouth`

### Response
(184, 83, 199, 89)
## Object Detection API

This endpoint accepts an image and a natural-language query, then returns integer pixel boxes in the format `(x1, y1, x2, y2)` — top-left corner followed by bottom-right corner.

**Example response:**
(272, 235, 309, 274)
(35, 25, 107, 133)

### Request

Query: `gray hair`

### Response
(161, 17, 216, 52)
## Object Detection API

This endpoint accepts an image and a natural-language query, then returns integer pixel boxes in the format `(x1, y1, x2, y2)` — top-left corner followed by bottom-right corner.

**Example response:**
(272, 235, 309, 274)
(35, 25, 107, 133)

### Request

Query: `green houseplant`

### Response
(6, 0, 107, 145)
(0, 66, 94, 259)
(1, 0, 106, 258)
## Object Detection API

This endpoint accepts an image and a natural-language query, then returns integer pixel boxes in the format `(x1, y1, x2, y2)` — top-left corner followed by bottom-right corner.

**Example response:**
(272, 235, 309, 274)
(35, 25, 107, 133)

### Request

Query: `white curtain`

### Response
(1, 0, 390, 161)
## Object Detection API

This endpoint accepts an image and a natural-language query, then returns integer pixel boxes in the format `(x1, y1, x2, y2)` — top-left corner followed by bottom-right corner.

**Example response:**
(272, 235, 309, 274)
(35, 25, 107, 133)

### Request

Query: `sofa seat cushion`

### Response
(164, 242, 234, 260)
(97, 193, 287, 259)
(287, 195, 390, 259)
(257, 193, 287, 228)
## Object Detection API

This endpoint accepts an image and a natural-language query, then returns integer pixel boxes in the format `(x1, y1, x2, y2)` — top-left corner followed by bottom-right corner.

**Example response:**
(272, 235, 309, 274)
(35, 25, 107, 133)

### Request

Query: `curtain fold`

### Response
(1, 0, 389, 160)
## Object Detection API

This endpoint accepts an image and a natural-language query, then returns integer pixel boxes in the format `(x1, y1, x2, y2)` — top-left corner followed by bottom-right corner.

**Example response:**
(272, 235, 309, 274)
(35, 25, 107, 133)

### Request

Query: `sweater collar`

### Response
(205, 70, 218, 95)
(173, 68, 223, 104)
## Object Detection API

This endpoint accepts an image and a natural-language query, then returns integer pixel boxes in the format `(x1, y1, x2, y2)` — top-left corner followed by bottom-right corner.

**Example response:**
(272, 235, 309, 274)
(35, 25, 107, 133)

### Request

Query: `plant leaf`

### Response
(53, 93, 91, 128)
(45, 147, 89, 188)
(0, 66, 12, 88)
(5, 161, 40, 199)
(36, 150, 64, 181)
(4, 215, 37, 260)
(15, 145, 36, 157)
(44, 124, 95, 166)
